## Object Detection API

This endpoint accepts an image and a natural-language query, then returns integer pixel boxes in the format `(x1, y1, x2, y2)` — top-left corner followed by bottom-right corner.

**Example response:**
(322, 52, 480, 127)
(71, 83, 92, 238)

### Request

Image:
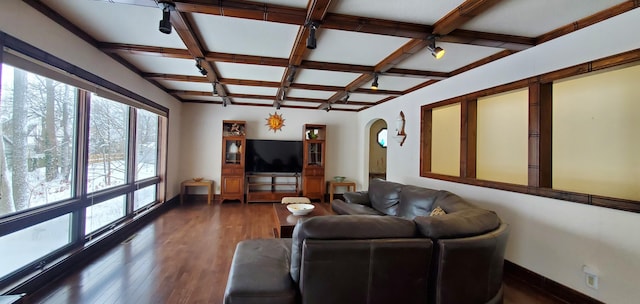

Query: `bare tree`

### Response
(11, 69, 29, 211)
(0, 124, 15, 214)
(44, 78, 59, 181)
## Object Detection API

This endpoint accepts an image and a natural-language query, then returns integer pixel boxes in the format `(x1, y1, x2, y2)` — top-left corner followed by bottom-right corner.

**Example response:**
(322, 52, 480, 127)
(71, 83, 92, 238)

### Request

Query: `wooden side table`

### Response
(327, 180, 356, 204)
(181, 179, 214, 205)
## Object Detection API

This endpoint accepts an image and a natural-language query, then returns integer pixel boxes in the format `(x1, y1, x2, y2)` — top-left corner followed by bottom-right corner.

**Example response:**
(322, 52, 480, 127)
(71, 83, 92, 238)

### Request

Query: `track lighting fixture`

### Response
(320, 102, 331, 112)
(287, 67, 297, 83)
(223, 97, 229, 107)
(212, 82, 218, 96)
(427, 35, 445, 59)
(158, 2, 174, 34)
(371, 74, 379, 90)
(306, 21, 319, 49)
(276, 102, 281, 110)
(195, 58, 207, 76)
(343, 93, 350, 103)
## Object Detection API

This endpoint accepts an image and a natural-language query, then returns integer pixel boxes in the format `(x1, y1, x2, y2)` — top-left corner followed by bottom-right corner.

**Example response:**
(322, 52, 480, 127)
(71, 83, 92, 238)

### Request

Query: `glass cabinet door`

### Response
(307, 142, 323, 166)
(224, 139, 243, 165)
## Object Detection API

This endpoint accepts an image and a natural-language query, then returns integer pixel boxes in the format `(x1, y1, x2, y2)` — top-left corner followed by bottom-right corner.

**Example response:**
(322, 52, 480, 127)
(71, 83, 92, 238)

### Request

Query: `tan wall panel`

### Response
(431, 103, 460, 176)
(477, 89, 529, 185)
(553, 64, 640, 200)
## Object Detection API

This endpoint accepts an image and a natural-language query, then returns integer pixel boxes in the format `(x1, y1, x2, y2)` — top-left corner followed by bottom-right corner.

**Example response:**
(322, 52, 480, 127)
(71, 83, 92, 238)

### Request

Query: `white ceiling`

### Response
(37, 0, 634, 113)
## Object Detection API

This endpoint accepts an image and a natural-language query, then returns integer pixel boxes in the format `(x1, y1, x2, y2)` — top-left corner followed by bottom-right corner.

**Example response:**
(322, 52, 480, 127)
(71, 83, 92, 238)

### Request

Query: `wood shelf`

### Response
(246, 173, 300, 203)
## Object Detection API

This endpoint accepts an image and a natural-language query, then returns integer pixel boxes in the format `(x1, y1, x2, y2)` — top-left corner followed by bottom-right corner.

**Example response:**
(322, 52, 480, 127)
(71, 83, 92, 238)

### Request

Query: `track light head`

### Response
(276, 102, 281, 110)
(344, 93, 350, 103)
(195, 58, 208, 76)
(212, 82, 218, 96)
(371, 74, 379, 90)
(158, 2, 174, 34)
(427, 35, 445, 59)
(306, 21, 319, 49)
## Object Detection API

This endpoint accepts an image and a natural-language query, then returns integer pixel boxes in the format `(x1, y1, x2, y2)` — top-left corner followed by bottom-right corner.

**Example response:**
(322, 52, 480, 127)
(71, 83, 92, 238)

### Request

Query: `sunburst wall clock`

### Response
(265, 112, 285, 132)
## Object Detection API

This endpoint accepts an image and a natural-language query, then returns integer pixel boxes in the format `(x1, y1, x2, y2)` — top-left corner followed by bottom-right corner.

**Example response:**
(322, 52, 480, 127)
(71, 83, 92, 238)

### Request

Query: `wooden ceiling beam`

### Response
(277, 0, 333, 108)
(143, 73, 209, 83)
(169, 9, 232, 103)
(432, 0, 503, 36)
(218, 78, 281, 88)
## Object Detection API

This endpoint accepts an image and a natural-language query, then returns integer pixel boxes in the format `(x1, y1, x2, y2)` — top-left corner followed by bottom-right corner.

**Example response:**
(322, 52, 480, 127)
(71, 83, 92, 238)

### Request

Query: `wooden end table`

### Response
(272, 202, 332, 238)
(327, 180, 356, 205)
(180, 179, 214, 205)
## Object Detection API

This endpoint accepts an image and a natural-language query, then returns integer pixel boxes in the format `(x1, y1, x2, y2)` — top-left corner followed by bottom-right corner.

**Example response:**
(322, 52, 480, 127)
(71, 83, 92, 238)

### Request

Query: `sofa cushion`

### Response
(395, 185, 440, 219)
(290, 215, 417, 283)
(341, 191, 371, 206)
(368, 178, 403, 216)
(414, 208, 501, 240)
(332, 199, 384, 216)
(224, 239, 296, 304)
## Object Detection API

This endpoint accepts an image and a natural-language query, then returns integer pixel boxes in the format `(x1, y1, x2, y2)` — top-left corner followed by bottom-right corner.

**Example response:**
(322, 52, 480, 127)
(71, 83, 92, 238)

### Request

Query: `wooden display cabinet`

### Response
(302, 124, 326, 202)
(221, 120, 246, 203)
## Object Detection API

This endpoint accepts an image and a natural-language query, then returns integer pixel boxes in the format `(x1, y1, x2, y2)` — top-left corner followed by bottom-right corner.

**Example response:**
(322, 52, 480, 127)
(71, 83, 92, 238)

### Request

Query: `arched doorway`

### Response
(368, 119, 387, 180)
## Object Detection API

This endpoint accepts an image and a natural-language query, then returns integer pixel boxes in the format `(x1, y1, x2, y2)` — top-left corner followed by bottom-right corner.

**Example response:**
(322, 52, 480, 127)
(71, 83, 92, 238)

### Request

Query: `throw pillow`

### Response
(430, 206, 446, 216)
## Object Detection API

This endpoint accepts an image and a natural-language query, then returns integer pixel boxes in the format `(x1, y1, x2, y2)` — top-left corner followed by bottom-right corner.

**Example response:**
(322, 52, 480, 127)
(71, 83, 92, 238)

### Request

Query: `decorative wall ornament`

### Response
(394, 111, 407, 146)
(266, 111, 285, 132)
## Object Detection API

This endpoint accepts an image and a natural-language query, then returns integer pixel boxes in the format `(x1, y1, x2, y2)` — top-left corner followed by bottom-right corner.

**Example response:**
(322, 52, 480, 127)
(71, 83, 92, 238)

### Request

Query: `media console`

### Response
(245, 173, 301, 203)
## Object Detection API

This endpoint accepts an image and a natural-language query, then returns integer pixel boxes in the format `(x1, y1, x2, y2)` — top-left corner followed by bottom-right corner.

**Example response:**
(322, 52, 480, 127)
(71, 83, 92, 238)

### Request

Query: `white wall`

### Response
(358, 8, 640, 304)
(179, 104, 359, 193)
(0, 0, 183, 198)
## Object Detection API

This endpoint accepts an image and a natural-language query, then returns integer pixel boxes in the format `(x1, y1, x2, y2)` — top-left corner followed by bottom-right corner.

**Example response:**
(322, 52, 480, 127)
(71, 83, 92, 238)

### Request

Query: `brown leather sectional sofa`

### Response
(224, 179, 509, 304)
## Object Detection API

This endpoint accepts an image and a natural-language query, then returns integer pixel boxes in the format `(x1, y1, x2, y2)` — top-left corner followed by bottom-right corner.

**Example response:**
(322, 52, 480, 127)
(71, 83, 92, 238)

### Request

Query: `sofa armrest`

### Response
(414, 209, 500, 240)
(342, 191, 371, 206)
(224, 239, 296, 304)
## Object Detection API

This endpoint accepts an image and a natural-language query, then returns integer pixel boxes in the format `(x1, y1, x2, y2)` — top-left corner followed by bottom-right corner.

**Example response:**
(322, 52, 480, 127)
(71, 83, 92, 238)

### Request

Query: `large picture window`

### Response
(0, 65, 77, 216)
(0, 35, 168, 291)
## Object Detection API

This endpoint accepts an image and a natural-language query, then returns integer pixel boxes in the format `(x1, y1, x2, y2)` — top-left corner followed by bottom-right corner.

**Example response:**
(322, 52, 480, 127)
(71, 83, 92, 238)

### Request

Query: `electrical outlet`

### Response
(582, 265, 599, 290)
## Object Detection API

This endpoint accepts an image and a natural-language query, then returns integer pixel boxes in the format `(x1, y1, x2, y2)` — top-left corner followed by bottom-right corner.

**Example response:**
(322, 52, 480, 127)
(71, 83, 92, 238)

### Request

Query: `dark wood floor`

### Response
(27, 201, 565, 304)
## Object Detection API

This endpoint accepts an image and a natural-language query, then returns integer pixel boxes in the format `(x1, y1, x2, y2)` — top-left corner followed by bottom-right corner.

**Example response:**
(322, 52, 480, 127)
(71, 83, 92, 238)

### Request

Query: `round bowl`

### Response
(286, 203, 315, 216)
(192, 177, 204, 182)
(333, 176, 345, 182)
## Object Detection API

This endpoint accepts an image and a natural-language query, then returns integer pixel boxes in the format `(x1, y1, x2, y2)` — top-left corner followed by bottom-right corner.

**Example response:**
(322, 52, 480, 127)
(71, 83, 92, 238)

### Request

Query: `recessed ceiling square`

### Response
(360, 75, 426, 92)
(330, 0, 464, 25)
(347, 93, 390, 103)
(295, 69, 362, 87)
(306, 29, 410, 66)
(461, 0, 628, 37)
(119, 54, 203, 76)
(192, 13, 299, 58)
(287, 89, 335, 100)
(216, 62, 285, 82)
(158, 80, 212, 92)
(225, 85, 278, 96)
(42, 0, 186, 49)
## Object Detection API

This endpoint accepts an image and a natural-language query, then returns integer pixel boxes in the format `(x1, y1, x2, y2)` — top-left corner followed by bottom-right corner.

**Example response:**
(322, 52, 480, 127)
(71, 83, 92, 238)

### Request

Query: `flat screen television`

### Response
(245, 139, 303, 173)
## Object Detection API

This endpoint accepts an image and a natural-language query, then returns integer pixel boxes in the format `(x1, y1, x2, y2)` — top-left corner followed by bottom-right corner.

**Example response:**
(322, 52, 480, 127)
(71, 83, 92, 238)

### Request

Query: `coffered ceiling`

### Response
(29, 0, 635, 111)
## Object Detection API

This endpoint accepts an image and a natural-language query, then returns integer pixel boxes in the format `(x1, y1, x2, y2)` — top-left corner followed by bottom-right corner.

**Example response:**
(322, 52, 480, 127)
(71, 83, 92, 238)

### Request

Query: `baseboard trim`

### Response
(504, 260, 604, 304)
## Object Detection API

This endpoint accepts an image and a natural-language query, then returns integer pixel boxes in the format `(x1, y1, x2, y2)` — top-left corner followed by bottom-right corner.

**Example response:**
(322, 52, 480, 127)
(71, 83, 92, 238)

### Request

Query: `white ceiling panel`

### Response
(461, 0, 628, 37)
(158, 80, 212, 92)
(295, 69, 362, 87)
(232, 98, 275, 105)
(395, 42, 504, 73)
(347, 93, 390, 103)
(306, 29, 410, 66)
(330, 0, 464, 25)
(282, 101, 321, 108)
(330, 104, 363, 111)
(118, 54, 203, 76)
(360, 75, 426, 92)
(192, 13, 299, 58)
(181, 96, 224, 102)
(42, 0, 186, 49)
(287, 89, 335, 100)
(225, 85, 278, 96)
(216, 62, 285, 82)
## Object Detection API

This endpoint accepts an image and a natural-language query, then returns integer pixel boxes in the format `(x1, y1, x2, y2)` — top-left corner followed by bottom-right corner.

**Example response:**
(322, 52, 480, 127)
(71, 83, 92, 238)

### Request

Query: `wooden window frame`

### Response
(420, 49, 640, 213)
